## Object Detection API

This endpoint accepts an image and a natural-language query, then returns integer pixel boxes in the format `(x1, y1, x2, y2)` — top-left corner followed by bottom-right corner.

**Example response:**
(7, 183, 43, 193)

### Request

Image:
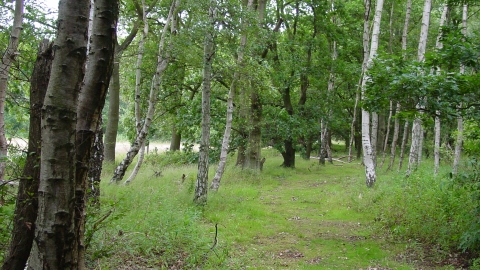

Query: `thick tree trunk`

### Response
(195, 1, 215, 205)
(407, 0, 432, 176)
(0, 0, 24, 182)
(110, 0, 179, 183)
(74, 0, 118, 266)
(2, 40, 52, 270)
(27, 1, 90, 268)
(211, 0, 252, 191)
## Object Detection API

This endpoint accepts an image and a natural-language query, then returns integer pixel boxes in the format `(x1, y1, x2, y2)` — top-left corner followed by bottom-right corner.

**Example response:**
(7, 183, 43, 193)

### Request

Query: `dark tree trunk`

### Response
(169, 124, 181, 151)
(2, 40, 52, 270)
(87, 117, 104, 206)
(103, 60, 120, 163)
(281, 139, 296, 168)
(304, 136, 313, 159)
(244, 89, 262, 170)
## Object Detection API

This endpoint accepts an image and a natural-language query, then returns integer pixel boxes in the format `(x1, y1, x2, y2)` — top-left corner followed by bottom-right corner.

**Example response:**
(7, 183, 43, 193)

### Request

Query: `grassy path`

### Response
(203, 153, 412, 269)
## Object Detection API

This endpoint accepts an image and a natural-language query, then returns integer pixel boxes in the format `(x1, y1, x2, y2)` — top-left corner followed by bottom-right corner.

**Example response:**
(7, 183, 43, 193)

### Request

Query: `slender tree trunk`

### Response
(194, 1, 216, 205)
(0, 0, 24, 182)
(2, 40, 52, 270)
(452, 4, 468, 176)
(88, 117, 104, 205)
(211, 0, 252, 191)
(125, 0, 149, 184)
(379, 102, 393, 168)
(103, 59, 121, 163)
(388, 103, 401, 170)
(398, 120, 409, 170)
(361, 0, 384, 187)
(407, 0, 432, 176)
(433, 4, 448, 177)
(27, 1, 90, 268)
(110, 0, 179, 183)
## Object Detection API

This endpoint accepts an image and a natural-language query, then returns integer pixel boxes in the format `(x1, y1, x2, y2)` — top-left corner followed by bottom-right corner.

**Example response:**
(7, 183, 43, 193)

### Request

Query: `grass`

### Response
(86, 147, 472, 269)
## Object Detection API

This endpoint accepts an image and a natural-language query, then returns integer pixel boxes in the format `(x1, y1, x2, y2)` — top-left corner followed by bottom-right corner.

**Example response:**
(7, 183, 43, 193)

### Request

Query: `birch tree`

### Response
(110, 0, 180, 183)
(433, 4, 448, 176)
(124, 0, 149, 185)
(361, 0, 384, 187)
(27, 0, 90, 268)
(452, 4, 468, 176)
(407, 0, 432, 176)
(0, 0, 24, 182)
(194, 0, 216, 205)
(211, 0, 252, 191)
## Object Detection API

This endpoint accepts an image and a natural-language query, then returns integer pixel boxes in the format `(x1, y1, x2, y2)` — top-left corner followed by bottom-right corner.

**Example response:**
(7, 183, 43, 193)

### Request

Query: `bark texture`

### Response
(28, 1, 90, 268)
(195, 1, 216, 205)
(0, 0, 24, 181)
(2, 40, 52, 270)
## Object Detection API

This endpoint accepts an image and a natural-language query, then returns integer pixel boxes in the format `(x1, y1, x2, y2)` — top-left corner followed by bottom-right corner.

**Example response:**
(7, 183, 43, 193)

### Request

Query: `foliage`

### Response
(364, 164, 478, 260)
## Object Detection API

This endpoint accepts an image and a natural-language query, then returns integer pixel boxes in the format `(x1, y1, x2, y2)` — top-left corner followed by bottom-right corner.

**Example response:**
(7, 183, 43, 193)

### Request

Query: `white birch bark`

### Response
(211, 0, 253, 191)
(453, 4, 468, 175)
(110, 0, 180, 183)
(362, 0, 384, 187)
(125, 0, 149, 185)
(433, 5, 448, 176)
(407, 0, 432, 176)
(194, 1, 216, 205)
(349, 0, 371, 163)
(0, 0, 24, 182)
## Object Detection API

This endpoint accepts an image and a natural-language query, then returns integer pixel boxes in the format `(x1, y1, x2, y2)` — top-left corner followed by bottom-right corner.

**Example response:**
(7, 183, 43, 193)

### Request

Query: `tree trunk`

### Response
(110, 0, 179, 183)
(452, 4, 468, 176)
(103, 59, 121, 163)
(0, 0, 24, 182)
(211, 0, 252, 191)
(194, 1, 215, 205)
(169, 124, 181, 151)
(27, 1, 90, 268)
(87, 117, 104, 206)
(74, 0, 118, 266)
(379, 102, 392, 168)
(398, 120, 409, 171)
(433, 4, 448, 177)
(388, 103, 401, 171)
(2, 40, 52, 270)
(407, 0, 432, 176)
(124, 0, 148, 184)
(361, 0, 384, 187)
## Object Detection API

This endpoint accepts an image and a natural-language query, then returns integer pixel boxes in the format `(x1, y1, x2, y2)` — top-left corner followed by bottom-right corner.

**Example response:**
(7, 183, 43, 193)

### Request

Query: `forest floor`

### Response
(90, 145, 467, 269)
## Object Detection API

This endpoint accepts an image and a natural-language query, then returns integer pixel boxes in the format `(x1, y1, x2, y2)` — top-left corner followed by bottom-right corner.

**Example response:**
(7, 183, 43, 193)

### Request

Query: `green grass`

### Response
(86, 148, 471, 269)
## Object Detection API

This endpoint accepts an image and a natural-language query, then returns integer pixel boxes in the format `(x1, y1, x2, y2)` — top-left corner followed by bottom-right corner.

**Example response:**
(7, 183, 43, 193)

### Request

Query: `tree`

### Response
(211, 0, 253, 191)
(27, 0, 90, 268)
(407, 0, 432, 177)
(362, 0, 384, 187)
(2, 39, 52, 270)
(0, 0, 24, 182)
(194, 0, 216, 205)
(110, 0, 180, 183)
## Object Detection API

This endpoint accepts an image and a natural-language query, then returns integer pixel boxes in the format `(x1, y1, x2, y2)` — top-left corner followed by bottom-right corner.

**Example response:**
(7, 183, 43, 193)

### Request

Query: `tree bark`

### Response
(194, 0, 216, 205)
(388, 103, 401, 171)
(211, 0, 252, 191)
(0, 0, 24, 182)
(87, 117, 104, 206)
(2, 40, 52, 270)
(407, 0, 432, 176)
(379, 102, 392, 168)
(110, 0, 179, 183)
(169, 124, 181, 151)
(27, 1, 90, 268)
(398, 120, 409, 171)
(361, 0, 384, 187)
